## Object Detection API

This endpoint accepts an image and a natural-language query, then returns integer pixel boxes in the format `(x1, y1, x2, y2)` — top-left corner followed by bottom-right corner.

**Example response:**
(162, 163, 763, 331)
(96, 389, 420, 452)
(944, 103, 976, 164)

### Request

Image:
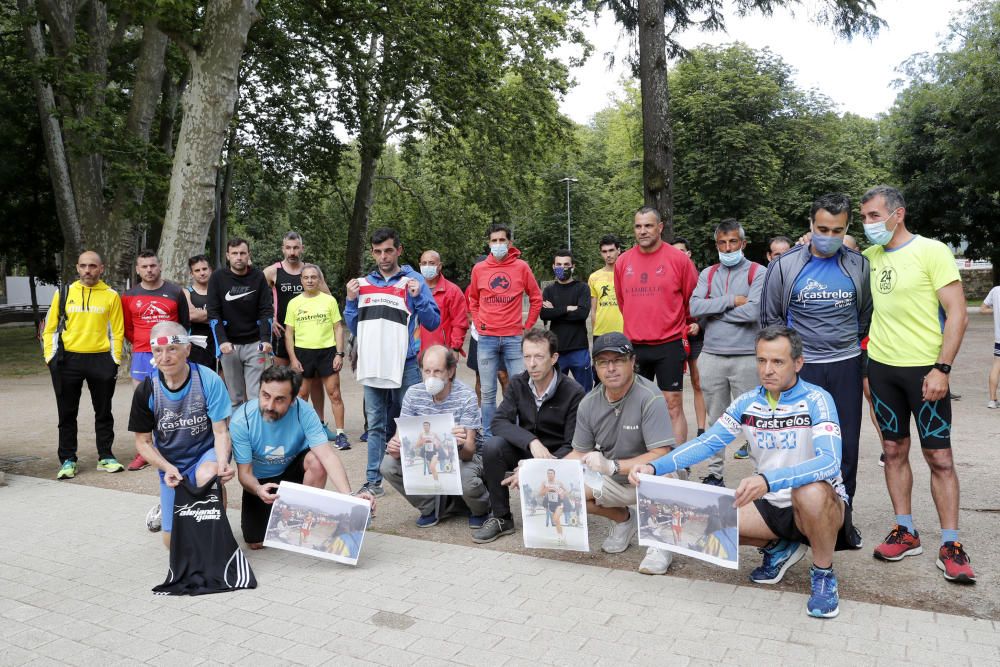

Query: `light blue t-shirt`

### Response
(231, 397, 329, 479)
(787, 256, 860, 362)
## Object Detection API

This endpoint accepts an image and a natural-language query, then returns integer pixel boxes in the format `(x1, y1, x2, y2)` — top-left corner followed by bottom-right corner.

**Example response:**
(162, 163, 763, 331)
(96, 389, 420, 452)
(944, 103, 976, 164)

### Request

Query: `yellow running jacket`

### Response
(42, 280, 124, 364)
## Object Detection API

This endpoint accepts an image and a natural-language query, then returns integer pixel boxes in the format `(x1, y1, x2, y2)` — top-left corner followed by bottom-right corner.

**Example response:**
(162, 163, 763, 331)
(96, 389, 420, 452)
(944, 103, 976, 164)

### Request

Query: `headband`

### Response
(149, 334, 209, 349)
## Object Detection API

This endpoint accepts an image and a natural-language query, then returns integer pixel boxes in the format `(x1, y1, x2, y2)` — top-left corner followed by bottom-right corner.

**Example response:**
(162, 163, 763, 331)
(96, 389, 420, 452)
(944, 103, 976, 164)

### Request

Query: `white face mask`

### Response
(490, 243, 508, 259)
(424, 376, 446, 396)
(420, 265, 438, 280)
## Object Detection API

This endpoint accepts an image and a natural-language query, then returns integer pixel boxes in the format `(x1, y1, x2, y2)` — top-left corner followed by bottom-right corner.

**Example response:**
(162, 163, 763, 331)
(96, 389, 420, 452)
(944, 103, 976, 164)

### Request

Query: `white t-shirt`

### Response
(985, 286, 1000, 343)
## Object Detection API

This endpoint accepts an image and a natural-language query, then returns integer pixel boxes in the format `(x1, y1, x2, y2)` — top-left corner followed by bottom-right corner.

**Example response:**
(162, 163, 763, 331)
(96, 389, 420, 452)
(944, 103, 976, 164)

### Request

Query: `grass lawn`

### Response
(0, 325, 48, 377)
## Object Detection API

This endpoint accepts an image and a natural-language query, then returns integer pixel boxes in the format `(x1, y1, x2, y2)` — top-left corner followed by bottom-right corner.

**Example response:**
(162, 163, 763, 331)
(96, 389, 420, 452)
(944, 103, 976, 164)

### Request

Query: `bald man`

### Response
(43, 251, 126, 479)
(418, 250, 469, 356)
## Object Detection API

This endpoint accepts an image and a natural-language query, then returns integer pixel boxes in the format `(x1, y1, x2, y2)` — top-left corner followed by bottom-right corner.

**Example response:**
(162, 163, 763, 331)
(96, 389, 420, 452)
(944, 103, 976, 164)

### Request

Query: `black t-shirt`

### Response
(541, 280, 591, 352)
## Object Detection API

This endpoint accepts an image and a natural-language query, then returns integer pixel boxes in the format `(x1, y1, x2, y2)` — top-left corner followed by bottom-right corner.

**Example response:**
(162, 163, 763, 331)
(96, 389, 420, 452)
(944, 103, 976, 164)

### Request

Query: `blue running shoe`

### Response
(749, 538, 807, 584)
(359, 431, 369, 443)
(734, 443, 750, 460)
(334, 433, 351, 451)
(807, 566, 840, 618)
(468, 514, 489, 529)
(416, 512, 439, 528)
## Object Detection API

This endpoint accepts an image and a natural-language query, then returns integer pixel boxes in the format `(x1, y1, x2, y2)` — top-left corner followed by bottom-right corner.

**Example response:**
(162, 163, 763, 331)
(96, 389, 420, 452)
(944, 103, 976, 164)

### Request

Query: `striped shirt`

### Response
(401, 379, 483, 452)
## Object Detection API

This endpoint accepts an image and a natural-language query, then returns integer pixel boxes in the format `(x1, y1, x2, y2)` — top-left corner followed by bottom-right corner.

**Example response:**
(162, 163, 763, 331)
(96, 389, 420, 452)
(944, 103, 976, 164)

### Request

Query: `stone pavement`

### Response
(2, 475, 998, 666)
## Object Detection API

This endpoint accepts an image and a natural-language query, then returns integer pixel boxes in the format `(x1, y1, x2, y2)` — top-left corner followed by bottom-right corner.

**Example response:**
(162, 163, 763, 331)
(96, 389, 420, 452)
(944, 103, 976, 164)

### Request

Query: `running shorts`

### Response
(159, 447, 217, 533)
(634, 340, 686, 392)
(240, 450, 308, 544)
(130, 351, 156, 382)
(754, 496, 857, 551)
(295, 346, 337, 379)
(867, 359, 952, 449)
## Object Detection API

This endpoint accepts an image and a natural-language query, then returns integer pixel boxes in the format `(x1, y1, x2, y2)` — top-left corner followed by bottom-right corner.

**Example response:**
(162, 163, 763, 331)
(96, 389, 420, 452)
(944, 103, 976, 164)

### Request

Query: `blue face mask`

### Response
(553, 266, 571, 281)
(420, 265, 438, 280)
(863, 210, 898, 246)
(490, 243, 508, 259)
(718, 250, 743, 267)
(811, 232, 843, 256)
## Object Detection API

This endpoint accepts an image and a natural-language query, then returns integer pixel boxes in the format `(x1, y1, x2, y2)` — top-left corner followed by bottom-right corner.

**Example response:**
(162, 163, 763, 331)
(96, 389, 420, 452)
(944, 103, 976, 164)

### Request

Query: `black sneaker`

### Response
(357, 481, 386, 498)
(472, 516, 516, 544)
(701, 473, 725, 487)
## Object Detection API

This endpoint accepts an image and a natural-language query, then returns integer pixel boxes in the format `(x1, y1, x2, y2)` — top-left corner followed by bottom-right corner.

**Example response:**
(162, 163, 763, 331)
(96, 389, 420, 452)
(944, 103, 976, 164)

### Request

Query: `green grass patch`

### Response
(0, 325, 48, 377)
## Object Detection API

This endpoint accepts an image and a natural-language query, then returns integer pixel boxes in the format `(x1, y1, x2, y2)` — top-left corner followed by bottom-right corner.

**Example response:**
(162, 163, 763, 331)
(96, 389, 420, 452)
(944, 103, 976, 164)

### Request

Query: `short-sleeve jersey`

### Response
(587, 269, 623, 336)
(984, 286, 1000, 344)
(230, 398, 329, 479)
(864, 236, 961, 366)
(284, 292, 341, 349)
(401, 379, 483, 451)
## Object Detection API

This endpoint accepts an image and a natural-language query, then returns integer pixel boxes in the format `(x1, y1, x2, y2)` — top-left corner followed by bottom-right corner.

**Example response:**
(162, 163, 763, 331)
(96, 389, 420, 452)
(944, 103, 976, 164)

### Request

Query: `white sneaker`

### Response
(145, 503, 162, 532)
(638, 547, 672, 575)
(987, 400, 998, 409)
(601, 510, 637, 553)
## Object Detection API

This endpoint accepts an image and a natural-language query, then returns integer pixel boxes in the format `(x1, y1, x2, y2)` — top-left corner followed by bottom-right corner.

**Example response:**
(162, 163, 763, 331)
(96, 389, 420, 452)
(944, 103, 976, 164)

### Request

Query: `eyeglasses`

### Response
(594, 356, 631, 370)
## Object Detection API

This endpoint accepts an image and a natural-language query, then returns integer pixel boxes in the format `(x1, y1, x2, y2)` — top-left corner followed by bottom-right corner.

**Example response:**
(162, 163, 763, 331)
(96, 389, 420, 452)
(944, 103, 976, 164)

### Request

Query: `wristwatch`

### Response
(335, 352, 346, 358)
(612, 460, 620, 475)
(932, 362, 952, 374)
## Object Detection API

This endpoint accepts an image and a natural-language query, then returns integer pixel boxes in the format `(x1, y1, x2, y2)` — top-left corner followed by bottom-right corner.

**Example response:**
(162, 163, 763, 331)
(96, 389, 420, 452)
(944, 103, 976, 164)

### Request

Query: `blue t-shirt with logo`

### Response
(230, 397, 329, 479)
(787, 256, 860, 362)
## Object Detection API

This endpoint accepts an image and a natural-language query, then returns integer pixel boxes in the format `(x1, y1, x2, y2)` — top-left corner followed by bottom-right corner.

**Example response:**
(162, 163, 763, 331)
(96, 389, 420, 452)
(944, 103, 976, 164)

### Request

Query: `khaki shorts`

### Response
(588, 470, 688, 508)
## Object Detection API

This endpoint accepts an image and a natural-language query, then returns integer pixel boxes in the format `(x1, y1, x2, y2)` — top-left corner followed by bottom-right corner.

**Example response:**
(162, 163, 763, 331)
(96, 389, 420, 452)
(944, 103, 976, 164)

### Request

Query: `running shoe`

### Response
(127, 453, 149, 471)
(951, 391, 962, 400)
(878, 452, 885, 467)
(701, 473, 725, 487)
(987, 400, 999, 409)
(56, 460, 78, 480)
(873, 525, 922, 561)
(357, 481, 385, 498)
(749, 539, 807, 584)
(733, 443, 750, 460)
(321, 422, 337, 441)
(415, 512, 439, 528)
(96, 458, 124, 473)
(359, 431, 369, 442)
(638, 547, 672, 575)
(472, 517, 516, 543)
(937, 542, 976, 583)
(806, 566, 840, 618)
(601, 510, 636, 553)
(468, 514, 489, 529)
(145, 504, 162, 532)
(333, 433, 352, 451)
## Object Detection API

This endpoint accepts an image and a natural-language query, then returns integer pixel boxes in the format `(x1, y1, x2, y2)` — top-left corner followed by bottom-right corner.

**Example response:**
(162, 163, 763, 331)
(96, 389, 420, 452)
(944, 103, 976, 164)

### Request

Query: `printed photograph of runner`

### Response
(396, 414, 463, 496)
(263, 481, 371, 566)
(519, 459, 589, 552)
(635, 474, 739, 569)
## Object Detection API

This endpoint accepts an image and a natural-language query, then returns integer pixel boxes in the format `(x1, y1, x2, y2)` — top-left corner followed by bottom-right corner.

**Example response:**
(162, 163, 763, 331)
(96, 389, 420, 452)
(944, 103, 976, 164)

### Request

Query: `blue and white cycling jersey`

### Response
(651, 379, 847, 508)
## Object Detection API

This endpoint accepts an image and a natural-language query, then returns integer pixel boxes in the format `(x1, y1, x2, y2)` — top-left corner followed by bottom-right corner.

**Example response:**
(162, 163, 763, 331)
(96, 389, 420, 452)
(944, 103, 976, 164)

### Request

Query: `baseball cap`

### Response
(591, 332, 633, 357)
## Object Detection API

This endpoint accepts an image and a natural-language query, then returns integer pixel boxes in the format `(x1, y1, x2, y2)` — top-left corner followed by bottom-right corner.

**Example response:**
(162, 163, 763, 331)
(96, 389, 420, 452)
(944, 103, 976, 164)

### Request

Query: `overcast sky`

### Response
(558, 0, 967, 124)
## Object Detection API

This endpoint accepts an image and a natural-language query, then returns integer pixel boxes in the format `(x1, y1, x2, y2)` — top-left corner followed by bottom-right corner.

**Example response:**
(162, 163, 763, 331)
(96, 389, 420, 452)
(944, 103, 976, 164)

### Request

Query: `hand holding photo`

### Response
(396, 414, 463, 496)
(635, 474, 739, 570)
(263, 481, 371, 566)
(518, 459, 589, 552)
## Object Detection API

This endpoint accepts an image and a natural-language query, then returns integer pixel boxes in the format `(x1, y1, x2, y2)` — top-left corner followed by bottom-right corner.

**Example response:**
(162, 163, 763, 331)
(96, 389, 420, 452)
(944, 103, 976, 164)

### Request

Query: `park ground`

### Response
(1, 309, 998, 624)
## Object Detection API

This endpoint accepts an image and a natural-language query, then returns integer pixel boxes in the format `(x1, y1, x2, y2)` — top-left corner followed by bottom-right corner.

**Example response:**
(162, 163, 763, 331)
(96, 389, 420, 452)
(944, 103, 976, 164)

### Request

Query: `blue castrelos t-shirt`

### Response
(787, 256, 860, 362)
(230, 397, 329, 479)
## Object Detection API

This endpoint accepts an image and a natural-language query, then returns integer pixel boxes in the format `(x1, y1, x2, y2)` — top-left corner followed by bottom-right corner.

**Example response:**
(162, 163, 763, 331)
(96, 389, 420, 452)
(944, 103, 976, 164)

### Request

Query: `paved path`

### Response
(2, 475, 997, 666)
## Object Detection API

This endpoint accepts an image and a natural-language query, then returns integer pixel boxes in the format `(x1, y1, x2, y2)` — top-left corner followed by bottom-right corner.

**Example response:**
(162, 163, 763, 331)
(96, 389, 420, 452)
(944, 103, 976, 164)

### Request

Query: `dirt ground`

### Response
(2, 310, 998, 620)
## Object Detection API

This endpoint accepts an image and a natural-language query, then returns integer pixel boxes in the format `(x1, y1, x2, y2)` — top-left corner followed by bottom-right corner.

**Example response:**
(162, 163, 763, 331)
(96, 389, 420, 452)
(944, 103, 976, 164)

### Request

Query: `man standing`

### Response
(631, 327, 854, 618)
(129, 322, 233, 546)
(472, 329, 585, 543)
(345, 228, 440, 497)
(767, 236, 792, 264)
(689, 219, 764, 485)
(184, 255, 216, 370)
(207, 238, 274, 407)
(615, 206, 698, 444)
(761, 193, 871, 505)
(231, 366, 373, 549)
(467, 223, 543, 436)
(860, 185, 974, 583)
(570, 332, 676, 575)
(588, 234, 624, 338)
(263, 232, 306, 369)
(381, 346, 489, 528)
(671, 238, 707, 438)
(122, 249, 191, 471)
(982, 284, 1000, 409)
(44, 251, 126, 479)
(541, 249, 592, 391)
(417, 249, 469, 356)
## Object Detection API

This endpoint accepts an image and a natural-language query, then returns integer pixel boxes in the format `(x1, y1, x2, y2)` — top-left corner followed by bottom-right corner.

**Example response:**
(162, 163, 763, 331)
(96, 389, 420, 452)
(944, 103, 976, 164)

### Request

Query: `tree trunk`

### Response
(638, 0, 674, 240)
(158, 69, 189, 158)
(345, 143, 383, 281)
(158, 0, 260, 283)
(18, 0, 83, 275)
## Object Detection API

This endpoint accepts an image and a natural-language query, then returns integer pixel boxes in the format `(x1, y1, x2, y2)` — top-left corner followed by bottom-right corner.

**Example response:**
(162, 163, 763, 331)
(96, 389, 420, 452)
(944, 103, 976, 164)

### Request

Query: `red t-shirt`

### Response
(614, 242, 697, 345)
(122, 282, 190, 352)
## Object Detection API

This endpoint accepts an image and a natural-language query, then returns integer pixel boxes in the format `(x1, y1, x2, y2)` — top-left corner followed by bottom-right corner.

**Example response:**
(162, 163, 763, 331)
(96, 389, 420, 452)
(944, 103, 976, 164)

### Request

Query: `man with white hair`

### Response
(128, 321, 233, 546)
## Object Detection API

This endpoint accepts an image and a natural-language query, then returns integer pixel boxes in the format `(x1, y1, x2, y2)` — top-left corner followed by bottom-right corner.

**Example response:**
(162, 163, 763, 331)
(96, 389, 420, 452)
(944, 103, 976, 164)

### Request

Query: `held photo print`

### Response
(635, 474, 739, 569)
(263, 481, 371, 566)
(396, 413, 463, 496)
(518, 458, 589, 552)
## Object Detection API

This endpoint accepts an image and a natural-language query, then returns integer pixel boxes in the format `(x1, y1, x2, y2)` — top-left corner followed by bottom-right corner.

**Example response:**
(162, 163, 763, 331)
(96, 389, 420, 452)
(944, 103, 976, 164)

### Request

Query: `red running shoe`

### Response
(127, 453, 149, 471)
(937, 542, 976, 583)
(873, 525, 923, 561)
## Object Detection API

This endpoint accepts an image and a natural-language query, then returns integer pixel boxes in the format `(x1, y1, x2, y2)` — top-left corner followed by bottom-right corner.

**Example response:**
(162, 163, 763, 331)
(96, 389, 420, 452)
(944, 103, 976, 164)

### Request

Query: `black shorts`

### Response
(754, 496, 857, 551)
(466, 338, 506, 374)
(188, 344, 217, 372)
(860, 350, 869, 378)
(295, 346, 337, 378)
(241, 450, 308, 544)
(688, 336, 704, 362)
(867, 359, 952, 449)
(273, 333, 290, 359)
(633, 340, 686, 392)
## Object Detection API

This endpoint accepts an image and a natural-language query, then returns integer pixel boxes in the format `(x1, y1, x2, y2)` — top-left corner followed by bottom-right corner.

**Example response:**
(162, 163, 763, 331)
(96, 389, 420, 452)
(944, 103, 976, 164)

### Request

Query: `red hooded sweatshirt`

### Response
(468, 246, 542, 336)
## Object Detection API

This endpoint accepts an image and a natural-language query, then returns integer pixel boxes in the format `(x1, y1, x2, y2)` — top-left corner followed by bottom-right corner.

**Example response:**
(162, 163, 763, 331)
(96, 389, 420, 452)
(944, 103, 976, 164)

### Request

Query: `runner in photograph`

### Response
(538, 468, 568, 545)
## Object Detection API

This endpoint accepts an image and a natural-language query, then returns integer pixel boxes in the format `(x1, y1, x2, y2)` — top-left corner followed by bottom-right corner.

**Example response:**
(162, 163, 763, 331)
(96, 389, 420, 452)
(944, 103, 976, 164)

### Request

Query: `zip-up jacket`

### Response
(206, 267, 273, 351)
(419, 275, 469, 354)
(689, 258, 764, 355)
(760, 244, 871, 346)
(491, 371, 585, 457)
(42, 280, 124, 364)
(650, 378, 848, 507)
(468, 246, 542, 336)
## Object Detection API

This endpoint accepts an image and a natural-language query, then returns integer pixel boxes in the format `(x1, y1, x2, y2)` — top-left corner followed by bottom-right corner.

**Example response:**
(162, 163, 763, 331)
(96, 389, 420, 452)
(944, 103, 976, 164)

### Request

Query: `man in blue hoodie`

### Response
(345, 228, 440, 497)
(760, 193, 871, 508)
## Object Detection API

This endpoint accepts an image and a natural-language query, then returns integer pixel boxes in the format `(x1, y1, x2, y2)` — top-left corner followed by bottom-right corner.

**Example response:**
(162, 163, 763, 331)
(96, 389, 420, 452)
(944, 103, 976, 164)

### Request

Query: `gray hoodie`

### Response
(689, 258, 765, 355)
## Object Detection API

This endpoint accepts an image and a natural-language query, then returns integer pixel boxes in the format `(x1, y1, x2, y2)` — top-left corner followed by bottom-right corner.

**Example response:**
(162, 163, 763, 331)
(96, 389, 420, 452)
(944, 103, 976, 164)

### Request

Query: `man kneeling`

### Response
(233, 365, 373, 549)
(631, 326, 853, 618)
